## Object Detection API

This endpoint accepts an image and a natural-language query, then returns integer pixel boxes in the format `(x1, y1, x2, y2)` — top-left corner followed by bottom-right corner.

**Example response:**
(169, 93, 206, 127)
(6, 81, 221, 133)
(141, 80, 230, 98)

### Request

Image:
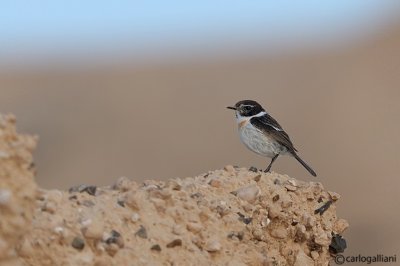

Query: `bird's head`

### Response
(227, 100, 265, 117)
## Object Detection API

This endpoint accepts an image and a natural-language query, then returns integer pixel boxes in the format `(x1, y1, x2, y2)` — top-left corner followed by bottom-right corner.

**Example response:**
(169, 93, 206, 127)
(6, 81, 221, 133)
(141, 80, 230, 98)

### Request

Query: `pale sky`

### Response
(1, 1, 400, 66)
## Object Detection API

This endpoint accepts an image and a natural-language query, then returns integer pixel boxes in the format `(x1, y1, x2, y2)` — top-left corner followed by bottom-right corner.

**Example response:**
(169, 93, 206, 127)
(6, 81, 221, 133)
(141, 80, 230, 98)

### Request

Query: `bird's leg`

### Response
(264, 154, 279, 173)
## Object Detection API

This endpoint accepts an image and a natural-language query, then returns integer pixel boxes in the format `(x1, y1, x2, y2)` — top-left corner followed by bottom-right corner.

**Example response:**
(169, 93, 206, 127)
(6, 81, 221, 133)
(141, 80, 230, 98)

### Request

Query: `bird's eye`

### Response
(243, 106, 252, 111)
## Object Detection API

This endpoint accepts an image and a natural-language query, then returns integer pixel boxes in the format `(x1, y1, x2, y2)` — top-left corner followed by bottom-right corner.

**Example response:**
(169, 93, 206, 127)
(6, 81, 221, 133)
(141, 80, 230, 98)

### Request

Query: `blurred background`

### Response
(1, 1, 400, 263)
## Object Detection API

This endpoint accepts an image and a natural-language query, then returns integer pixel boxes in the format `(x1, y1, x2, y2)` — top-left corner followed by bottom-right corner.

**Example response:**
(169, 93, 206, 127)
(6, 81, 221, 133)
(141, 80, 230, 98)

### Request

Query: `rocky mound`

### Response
(0, 114, 37, 264)
(0, 114, 348, 265)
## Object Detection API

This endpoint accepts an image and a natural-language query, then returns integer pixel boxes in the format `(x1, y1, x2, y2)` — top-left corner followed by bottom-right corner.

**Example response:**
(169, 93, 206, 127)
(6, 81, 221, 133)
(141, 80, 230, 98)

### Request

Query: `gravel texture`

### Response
(0, 114, 349, 266)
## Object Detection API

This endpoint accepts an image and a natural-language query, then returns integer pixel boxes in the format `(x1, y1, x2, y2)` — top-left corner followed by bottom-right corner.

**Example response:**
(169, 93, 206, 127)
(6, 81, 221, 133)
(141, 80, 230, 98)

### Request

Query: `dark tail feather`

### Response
(292, 153, 317, 177)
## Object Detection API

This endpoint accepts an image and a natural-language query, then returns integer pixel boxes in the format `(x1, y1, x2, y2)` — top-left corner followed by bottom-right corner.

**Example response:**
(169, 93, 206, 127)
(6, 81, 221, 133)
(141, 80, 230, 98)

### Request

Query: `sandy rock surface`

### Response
(23, 169, 348, 266)
(0, 114, 37, 265)
(0, 114, 348, 266)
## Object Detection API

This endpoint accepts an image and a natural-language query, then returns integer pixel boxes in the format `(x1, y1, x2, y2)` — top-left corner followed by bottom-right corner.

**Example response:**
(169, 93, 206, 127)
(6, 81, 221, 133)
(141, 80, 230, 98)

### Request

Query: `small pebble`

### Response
(69, 184, 86, 193)
(252, 228, 264, 241)
(294, 224, 307, 242)
(268, 206, 281, 219)
(117, 200, 125, 207)
(172, 224, 185, 235)
(110, 230, 121, 239)
(253, 174, 261, 182)
(149, 189, 171, 200)
(191, 236, 202, 249)
(310, 182, 324, 195)
(17, 239, 34, 258)
(224, 165, 235, 173)
(113, 176, 133, 192)
(186, 222, 203, 233)
(53, 227, 65, 238)
(131, 212, 140, 222)
(307, 244, 321, 255)
(329, 234, 347, 254)
(69, 184, 97, 196)
(281, 199, 292, 208)
(209, 179, 222, 188)
(42, 201, 57, 214)
(151, 244, 162, 252)
(82, 186, 97, 196)
(237, 212, 252, 224)
(302, 213, 316, 228)
(81, 200, 95, 207)
(285, 185, 297, 192)
(287, 179, 297, 187)
(69, 195, 78, 200)
(333, 219, 349, 234)
(272, 194, 280, 202)
(242, 203, 253, 212)
(135, 225, 147, 239)
(82, 222, 103, 240)
(310, 251, 319, 260)
(105, 230, 124, 248)
(314, 230, 331, 246)
(314, 200, 333, 215)
(168, 180, 182, 191)
(105, 243, 119, 256)
(270, 228, 287, 239)
(232, 185, 260, 203)
(124, 192, 140, 210)
(261, 217, 271, 227)
(0, 189, 11, 205)
(166, 239, 182, 248)
(0, 150, 9, 159)
(71, 237, 85, 250)
(328, 191, 341, 201)
(190, 192, 203, 199)
(81, 219, 92, 227)
(205, 240, 221, 252)
(294, 249, 314, 266)
(227, 231, 244, 241)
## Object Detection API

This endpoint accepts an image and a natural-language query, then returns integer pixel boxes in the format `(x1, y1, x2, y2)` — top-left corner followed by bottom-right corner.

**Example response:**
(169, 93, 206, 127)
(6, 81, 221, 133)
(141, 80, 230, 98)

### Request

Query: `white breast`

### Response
(236, 113, 287, 158)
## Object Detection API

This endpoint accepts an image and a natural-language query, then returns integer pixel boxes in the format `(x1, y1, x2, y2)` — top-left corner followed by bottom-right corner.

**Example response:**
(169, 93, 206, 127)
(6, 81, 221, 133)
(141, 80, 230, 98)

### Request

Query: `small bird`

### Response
(227, 100, 316, 176)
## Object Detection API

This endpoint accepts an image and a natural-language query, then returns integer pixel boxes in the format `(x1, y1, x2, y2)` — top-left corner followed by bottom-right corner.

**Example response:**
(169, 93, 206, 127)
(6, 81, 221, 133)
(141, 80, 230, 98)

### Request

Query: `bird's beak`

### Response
(226, 106, 236, 110)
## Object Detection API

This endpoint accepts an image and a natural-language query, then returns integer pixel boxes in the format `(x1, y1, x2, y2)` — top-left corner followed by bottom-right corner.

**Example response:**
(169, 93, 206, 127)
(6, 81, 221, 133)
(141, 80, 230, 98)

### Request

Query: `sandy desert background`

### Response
(1, 2, 400, 264)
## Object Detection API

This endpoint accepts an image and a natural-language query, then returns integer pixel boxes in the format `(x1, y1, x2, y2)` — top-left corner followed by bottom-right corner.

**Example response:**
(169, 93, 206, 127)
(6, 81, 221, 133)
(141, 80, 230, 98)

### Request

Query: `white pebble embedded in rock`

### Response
(131, 212, 140, 222)
(205, 240, 221, 252)
(0, 189, 11, 206)
(233, 185, 260, 203)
